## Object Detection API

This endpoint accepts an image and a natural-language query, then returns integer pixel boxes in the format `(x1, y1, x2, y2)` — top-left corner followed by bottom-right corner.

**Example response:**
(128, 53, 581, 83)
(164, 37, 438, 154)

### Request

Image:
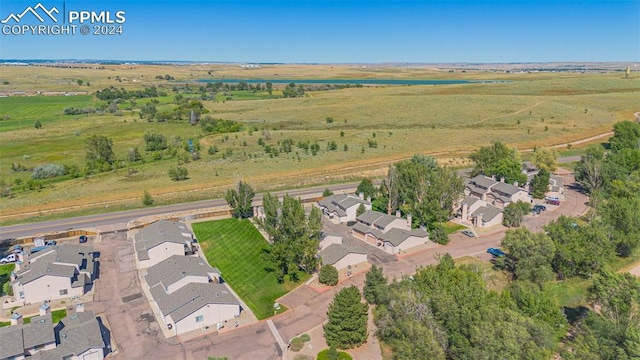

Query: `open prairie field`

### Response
(0, 64, 638, 222)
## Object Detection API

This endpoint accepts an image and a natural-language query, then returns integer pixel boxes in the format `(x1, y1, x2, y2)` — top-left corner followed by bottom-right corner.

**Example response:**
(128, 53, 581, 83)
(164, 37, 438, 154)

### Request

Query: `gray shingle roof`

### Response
(151, 283, 239, 323)
(471, 204, 503, 222)
(491, 182, 523, 196)
(469, 175, 498, 189)
(381, 228, 429, 246)
(318, 194, 369, 216)
(351, 222, 384, 239)
(145, 255, 220, 292)
(356, 210, 402, 230)
(22, 313, 55, 349)
(15, 245, 93, 285)
(461, 196, 480, 207)
(34, 311, 106, 360)
(134, 220, 191, 260)
(0, 324, 25, 359)
(319, 244, 367, 265)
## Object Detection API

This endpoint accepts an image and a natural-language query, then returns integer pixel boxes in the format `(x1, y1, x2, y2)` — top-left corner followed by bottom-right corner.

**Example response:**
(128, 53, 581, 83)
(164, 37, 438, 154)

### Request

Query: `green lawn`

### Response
(442, 221, 466, 235)
(0, 264, 15, 296)
(192, 218, 307, 319)
(543, 278, 590, 308)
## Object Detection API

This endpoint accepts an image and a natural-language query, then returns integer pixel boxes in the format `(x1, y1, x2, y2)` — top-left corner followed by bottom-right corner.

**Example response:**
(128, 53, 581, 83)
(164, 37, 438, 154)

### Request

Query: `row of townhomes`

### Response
(318, 194, 432, 256)
(6, 244, 96, 308)
(0, 295, 107, 360)
(134, 220, 241, 337)
(459, 175, 532, 228)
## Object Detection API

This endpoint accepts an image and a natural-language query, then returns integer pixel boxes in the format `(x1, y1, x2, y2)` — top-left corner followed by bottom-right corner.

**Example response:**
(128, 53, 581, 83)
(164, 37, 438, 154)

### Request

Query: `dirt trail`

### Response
(470, 102, 542, 126)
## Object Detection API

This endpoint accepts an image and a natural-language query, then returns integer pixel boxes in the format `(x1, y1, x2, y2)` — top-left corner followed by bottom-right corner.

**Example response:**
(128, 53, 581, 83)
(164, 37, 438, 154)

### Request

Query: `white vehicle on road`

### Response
(0, 253, 18, 264)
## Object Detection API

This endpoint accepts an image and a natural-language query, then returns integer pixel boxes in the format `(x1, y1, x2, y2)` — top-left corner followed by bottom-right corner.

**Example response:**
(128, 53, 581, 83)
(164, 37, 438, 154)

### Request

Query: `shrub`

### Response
(142, 191, 154, 206)
(208, 145, 219, 155)
(168, 166, 188, 181)
(323, 188, 333, 197)
(34, 120, 42, 129)
(326, 117, 334, 124)
(2, 282, 12, 296)
(300, 333, 311, 342)
(319, 265, 339, 286)
(31, 164, 67, 179)
(316, 348, 352, 360)
(290, 337, 305, 352)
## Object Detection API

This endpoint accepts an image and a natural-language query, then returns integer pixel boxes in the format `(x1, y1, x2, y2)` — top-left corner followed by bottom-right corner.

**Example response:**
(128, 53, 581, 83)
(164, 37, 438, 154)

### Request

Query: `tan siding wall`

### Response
(333, 253, 368, 270)
(146, 243, 185, 268)
(169, 303, 240, 336)
(19, 275, 83, 304)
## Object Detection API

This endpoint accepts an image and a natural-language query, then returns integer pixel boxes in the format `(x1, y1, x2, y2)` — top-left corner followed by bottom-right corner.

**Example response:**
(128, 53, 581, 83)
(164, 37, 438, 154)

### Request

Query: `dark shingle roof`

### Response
(151, 283, 239, 323)
(145, 255, 220, 292)
(351, 222, 384, 239)
(318, 194, 369, 216)
(319, 244, 367, 265)
(461, 196, 480, 207)
(38, 311, 106, 360)
(491, 182, 523, 196)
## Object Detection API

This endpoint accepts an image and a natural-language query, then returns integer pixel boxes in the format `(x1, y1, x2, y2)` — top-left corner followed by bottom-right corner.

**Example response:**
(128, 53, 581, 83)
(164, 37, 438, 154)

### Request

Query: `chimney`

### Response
(491, 175, 496, 180)
(76, 303, 85, 313)
(462, 203, 468, 221)
(39, 302, 50, 316)
(358, 192, 364, 200)
(500, 177, 505, 183)
(406, 214, 412, 229)
(513, 181, 519, 187)
(366, 196, 371, 203)
(395, 210, 401, 218)
(10, 312, 23, 325)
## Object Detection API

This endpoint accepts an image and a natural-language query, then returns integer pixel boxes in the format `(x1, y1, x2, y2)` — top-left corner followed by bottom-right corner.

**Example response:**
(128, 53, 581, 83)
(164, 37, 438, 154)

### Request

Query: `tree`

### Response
(265, 82, 273, 95)
(77, 79, 83, 85)
(34, 120, 42, 129)
(225, 181, 255, 218)
(128, 147, 142, 162)
(167, 166, 188, 181)
(260, 194, 322, 282)
(428, 222, 450, 245)
(575, 145, 606, 193)
(363, 265, 388, 305)
(144, 130, 168, 151)
(502, 201, 531, 227)
(319, 265, 339, 286)
(356, 178, 376, 200)
(588, 270, 640, 326)
(469, 141, 526, 184)
(356, 203, 366, 217)
(85, 135, 115, 171)
(502, 228, 556, 284)
(384, 165, 399, 215)
(531, 146, 558, 172)
(609, 121, 640, 153)
(142, 190, 154, 206)
(505, 281, 566, 332)
(545, 216, 615, 278)
(323, 188, 333, 197)
(530, 168, 550, 199)
(323, 286, 368, 350)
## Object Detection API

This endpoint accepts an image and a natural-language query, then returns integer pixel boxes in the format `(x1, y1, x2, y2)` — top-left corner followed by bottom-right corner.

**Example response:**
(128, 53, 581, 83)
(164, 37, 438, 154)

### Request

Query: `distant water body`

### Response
(197, 79, 501, 85)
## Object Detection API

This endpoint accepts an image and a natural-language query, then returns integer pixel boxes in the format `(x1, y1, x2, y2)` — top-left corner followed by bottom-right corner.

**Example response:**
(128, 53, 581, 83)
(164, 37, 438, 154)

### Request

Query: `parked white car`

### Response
(1, 253, 18, 264)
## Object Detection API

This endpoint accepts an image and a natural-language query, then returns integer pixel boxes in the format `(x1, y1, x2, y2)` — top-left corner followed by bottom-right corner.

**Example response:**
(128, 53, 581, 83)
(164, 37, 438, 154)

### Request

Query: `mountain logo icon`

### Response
(1, 3, 59, 24)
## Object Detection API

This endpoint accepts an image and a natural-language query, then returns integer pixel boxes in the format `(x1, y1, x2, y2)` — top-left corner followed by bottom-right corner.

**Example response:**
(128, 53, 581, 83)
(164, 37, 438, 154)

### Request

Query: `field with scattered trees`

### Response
(0, 64, 638, 222)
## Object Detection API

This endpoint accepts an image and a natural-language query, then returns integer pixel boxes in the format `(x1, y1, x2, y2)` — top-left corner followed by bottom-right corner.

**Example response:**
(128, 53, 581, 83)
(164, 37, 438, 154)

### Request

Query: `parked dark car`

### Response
(546, 198, 560, 205)
(487, 248, 506, 257)
(45, 240, 57, 246)
(79, 235, 88, 243)
(533, 204, 546, 212)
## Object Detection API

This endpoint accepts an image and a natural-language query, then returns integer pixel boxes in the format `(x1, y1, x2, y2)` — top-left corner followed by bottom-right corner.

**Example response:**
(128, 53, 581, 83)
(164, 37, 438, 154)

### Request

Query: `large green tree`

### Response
(502, 201, 531, 227)
(356, 178, 376, 200)
(469, 141, 526, 185)
(530, 168, 550, 199)
(225, 181, 255, 218)
(609, 121, 640, 153)
(531, 146, 558, 172)
(260, 193, 322, 282)
(575, 145, 606, 193)
(363, 265, 388, 305)
(324, 286, 368, 350)
(85, 135, 115, 171)
(502, 228, 556, 284)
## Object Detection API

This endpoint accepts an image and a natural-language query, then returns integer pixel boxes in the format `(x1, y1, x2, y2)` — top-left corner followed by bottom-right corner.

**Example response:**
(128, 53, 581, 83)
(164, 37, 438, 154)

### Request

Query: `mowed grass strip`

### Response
(192, 218, 306, 319)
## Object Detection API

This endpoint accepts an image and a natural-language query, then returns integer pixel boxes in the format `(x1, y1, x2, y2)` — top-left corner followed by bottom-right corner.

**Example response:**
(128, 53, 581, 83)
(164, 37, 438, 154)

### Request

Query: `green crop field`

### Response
(192, 218, 306, 319)
(0, 64, 638, 222)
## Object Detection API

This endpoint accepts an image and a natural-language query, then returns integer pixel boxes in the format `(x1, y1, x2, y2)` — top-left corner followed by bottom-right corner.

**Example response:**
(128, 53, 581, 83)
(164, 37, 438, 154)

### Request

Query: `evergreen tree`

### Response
(323, 286, 368, 349)
(319, 265, 339, 286)
(225, 181, 255, 218)
(363, 265, 388, 305)
(530, 168, 550, 199)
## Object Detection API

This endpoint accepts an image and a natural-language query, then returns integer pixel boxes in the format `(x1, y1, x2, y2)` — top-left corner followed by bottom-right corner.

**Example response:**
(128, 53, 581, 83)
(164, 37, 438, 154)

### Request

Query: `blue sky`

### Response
(0, 0, 638, 62)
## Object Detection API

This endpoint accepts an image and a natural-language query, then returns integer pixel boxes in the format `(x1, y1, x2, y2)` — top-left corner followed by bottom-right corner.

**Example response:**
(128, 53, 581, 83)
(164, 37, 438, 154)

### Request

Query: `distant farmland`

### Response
(0, 64, 638, 222)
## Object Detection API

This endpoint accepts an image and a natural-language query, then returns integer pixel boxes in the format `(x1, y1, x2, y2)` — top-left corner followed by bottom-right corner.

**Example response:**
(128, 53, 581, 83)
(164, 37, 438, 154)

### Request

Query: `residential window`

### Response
(59, 289, 68, 296)
(195, 315, 204, 323)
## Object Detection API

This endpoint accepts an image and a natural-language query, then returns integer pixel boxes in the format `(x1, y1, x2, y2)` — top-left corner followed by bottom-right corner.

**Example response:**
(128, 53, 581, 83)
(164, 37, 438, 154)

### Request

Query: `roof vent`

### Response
(71, 314, 78, 320)
(62, 333, 67, 339)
